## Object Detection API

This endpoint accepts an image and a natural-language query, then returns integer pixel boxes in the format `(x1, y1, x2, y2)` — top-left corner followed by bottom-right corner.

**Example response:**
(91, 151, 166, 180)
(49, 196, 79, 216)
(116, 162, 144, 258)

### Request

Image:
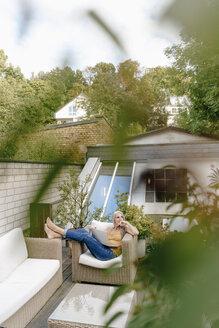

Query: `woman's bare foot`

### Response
(46, 217, 64, 235)
(44, 224, 61, 239)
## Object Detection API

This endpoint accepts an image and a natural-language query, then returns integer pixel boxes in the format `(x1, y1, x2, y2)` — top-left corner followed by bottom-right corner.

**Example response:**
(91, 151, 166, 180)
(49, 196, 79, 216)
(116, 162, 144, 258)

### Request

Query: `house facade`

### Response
(54, 93, 89, 124)
(165, 96, 190, 126)
(82, 127, 219, 219)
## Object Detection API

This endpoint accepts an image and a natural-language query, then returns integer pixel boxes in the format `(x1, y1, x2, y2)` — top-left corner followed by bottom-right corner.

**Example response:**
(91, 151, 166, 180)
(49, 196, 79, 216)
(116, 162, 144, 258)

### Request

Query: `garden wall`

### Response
(0, 160, 82, 236)
(17, 116, 114, 163)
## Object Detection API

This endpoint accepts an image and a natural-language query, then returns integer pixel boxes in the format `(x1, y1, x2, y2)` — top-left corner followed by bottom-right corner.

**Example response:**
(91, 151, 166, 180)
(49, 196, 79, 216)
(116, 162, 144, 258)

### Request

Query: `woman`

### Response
(44, 211, 139, 261)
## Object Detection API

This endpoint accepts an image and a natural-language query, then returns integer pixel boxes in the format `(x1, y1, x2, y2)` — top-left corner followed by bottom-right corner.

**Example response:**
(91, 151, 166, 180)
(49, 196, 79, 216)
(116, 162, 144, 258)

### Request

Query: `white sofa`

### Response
(0, 228, 62, 328)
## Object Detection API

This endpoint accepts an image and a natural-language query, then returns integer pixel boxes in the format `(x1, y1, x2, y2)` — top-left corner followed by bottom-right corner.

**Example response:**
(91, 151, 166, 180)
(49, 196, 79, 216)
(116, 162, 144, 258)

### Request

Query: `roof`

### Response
(86, 126, 219, 162)
(86, 141, 219, 162)
(43, 115, 114, 131)
(125, 126, 219, 142)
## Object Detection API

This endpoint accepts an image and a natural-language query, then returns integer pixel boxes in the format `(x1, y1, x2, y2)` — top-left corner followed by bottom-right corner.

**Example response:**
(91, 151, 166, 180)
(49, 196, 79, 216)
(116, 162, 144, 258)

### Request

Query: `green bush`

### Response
(55, 170, 109, 228)
(15, 134, 62, 162)
(116, 192, 153, 239)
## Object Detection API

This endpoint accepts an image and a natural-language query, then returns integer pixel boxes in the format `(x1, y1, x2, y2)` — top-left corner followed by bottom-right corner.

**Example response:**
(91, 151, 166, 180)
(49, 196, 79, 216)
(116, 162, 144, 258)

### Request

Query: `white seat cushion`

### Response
(79, 250, 122, 269)
(0, 258, 60, 324)
(0, 228, 28, 282)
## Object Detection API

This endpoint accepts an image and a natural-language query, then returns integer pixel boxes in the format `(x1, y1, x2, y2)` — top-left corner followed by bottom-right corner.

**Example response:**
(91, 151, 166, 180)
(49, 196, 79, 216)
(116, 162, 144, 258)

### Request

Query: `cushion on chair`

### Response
(0, 228, 28, 282)
(91, 220, 113, 231)
(79, 250, 122, 269)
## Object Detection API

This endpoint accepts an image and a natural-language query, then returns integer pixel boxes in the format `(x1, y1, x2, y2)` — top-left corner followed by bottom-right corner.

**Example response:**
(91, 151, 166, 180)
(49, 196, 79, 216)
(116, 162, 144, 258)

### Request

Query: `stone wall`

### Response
(18, 116, 114, 163)
(0, 160, 82, 236)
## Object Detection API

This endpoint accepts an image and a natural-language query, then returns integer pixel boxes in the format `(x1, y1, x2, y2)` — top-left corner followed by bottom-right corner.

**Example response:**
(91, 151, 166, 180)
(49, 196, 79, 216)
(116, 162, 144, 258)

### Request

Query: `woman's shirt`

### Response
(107, 228, 123, 257)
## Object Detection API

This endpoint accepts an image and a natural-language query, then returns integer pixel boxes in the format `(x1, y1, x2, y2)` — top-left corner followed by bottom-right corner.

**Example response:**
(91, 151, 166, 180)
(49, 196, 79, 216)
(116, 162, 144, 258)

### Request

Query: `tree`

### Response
(164, 0, 219, 135)
(86, 60, 168, 134)
(38, 66, 87, 108)
(86, 62, 124, 125)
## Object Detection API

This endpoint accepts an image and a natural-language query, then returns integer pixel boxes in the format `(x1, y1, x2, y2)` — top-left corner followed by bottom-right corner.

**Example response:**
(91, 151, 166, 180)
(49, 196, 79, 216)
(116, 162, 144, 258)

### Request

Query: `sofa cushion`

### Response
(0, 258, 60, 324)
(79, 250, 122, 269)
(0, 228, 28, 282)
(91, 220, 113, 231)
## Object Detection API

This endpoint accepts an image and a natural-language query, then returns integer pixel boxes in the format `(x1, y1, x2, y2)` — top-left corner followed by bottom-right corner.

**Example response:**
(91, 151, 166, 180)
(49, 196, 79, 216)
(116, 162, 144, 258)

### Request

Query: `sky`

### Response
(0, 0, 180, 79)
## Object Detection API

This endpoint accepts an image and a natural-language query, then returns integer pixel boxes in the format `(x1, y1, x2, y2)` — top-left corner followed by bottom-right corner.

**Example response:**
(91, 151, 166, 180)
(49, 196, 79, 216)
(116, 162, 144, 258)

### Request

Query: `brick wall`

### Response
(18, 116, 114, 163)
(0, 160, 82, 236)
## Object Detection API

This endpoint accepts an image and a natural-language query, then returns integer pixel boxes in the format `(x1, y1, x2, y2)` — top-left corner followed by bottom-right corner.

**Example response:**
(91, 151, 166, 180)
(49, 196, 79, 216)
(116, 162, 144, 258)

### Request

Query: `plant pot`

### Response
(138, 239, 146, 258)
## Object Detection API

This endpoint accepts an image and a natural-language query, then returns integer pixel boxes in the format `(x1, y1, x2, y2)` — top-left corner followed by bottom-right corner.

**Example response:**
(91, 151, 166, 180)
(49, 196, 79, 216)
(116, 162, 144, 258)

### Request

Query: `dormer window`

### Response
(73, 106, 77, 116)
(68, 106, 77, 116)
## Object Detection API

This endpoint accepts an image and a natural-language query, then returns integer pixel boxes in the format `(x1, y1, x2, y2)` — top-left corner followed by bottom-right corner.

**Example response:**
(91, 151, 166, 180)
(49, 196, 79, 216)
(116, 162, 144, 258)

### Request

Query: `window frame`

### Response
(145, 168, 187, 203)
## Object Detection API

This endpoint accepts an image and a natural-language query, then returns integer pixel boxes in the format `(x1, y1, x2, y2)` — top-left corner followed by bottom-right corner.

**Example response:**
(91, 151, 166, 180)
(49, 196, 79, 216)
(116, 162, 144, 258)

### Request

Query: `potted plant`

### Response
(116, 192, 153, 258)
(55, 170, 107, 250)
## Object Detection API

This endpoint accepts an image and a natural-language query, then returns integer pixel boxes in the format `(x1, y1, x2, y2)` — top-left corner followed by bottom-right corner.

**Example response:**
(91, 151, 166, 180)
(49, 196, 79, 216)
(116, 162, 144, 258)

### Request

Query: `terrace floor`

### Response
(26, 247, 144, 328)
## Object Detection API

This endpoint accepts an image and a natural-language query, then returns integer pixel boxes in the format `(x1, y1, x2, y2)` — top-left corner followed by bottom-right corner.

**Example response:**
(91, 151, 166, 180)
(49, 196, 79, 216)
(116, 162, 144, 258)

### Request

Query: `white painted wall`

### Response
(131, 158, 219, 215)
(55, 93, 88, 123)
(165, 96, 190, 126)
(0, 162, 81, 236)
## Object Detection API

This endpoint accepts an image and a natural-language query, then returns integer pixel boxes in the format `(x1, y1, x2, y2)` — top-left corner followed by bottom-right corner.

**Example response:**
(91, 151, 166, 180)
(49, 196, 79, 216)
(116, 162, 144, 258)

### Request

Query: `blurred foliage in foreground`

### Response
(163, 0, 219, 136)
(105, 169, 219, 328)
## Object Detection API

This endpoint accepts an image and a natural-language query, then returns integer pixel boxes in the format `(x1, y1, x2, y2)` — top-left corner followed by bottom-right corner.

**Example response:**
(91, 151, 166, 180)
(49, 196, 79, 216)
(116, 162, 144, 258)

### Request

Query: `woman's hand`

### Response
(119, 220, 126, 227)
(120, 220, 139, 236)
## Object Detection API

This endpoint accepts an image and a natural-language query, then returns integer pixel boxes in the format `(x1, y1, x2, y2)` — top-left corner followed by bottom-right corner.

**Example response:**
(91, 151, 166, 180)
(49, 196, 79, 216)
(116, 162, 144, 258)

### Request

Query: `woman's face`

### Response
(114, 213, 124, 227)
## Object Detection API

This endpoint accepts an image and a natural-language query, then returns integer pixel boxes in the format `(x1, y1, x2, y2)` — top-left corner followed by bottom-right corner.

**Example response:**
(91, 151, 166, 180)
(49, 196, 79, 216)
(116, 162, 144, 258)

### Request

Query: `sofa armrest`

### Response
(25, 237, 62, 263)
(122, 233, 138, 266)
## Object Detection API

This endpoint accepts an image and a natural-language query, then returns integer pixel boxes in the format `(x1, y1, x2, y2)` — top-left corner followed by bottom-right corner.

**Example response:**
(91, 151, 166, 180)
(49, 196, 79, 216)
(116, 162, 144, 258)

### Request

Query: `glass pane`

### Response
(166, 179, 176, 192)
(176, 169, 187, 191)
(166, 169, 176, 179)
(116, 164, 133, 176)
(166, 192, 176, 202)
(155, 179, 165, 191)
(156, 191, 166, 202)
(104, 176, 131, 216)
(176, 192, 187, 201)
(155, 169, 164, 179)
(146, 170, 154, 191)
(100, 165, 115, 176)
(89, 175, 112, 213)
(146, 191, 154, 202)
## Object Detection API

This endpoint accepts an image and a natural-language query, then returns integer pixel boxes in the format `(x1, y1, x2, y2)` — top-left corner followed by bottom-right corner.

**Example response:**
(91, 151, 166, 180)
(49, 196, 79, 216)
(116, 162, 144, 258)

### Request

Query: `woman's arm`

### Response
(121, 221, 139, 236)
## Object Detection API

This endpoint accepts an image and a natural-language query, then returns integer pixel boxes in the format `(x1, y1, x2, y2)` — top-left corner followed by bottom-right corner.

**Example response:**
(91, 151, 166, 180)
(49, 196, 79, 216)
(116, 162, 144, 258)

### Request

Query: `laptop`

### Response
(92, 230, 117, 247)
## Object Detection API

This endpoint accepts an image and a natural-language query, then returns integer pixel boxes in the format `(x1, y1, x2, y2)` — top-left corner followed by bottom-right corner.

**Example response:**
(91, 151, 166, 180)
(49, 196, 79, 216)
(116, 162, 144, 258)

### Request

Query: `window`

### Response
(88, 163, 132, 216)
(73, 106, 77, 116)
(145, 168, 187, 203)
(68, 106, 77, 116)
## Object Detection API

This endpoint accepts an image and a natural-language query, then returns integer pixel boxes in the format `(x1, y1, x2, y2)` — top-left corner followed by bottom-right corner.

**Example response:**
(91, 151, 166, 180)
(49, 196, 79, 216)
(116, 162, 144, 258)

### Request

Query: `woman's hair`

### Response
(112, 211, 126, 238)
(112, 211, 125, 224)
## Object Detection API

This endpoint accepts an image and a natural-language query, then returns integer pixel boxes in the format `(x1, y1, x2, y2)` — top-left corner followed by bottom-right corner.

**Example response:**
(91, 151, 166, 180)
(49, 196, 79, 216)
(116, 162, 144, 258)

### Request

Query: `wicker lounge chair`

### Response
(70, 232, 138, 285)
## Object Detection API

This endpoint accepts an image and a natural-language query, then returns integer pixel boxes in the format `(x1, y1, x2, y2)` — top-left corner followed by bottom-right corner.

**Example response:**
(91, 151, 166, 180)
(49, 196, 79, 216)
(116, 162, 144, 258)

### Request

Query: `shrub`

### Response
(55, 170, 109, 228)
(116, 192, 154, 239)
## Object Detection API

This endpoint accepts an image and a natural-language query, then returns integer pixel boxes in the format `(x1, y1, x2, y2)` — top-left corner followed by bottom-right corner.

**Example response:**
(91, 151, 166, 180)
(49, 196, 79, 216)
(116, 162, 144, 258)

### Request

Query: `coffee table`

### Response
(48, 283, 136, 328)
